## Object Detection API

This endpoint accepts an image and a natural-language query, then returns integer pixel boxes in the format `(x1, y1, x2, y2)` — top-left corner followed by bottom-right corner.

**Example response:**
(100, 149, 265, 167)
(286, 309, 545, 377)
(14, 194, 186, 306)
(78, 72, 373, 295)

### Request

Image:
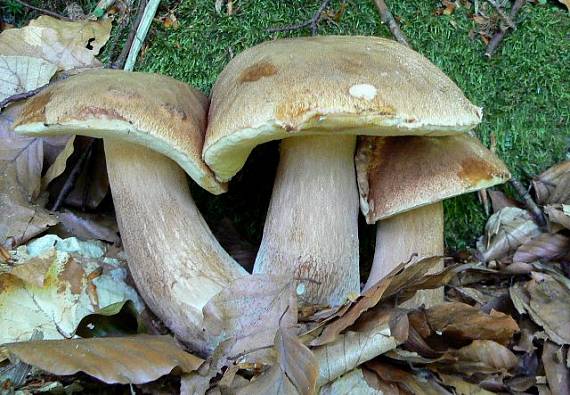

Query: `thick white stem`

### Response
(104, 140, 247, 352)
(254, 135, 360, 306)
(365, 202, 444, 307)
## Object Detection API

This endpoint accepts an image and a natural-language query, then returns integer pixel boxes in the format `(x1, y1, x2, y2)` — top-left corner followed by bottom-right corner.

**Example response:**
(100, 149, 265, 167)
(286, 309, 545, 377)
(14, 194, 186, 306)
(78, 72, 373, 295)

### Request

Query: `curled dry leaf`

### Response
(0, 16, 111, 70)
(0, 235, 143, 344)
(425, 302, 519, 345)
(2, 336, 203, 384)
(437, 373, 495, 395)
(513, 233, 570, 263)
(545, 205, 570, 231)
(477, 207, 542, 262)
(0, 55, 56, 102)
(319, 368, 385, 395)
(488, 190, 521, 213)
(365, 361, 451, 394)
(447, 340, 518, 374)
(542, 341, 570, 395)
(533, 161, 570, 205)
(236, 317, 318, 395)
(41, 136, 75, 190)
(510, 272, 570, 345)
(202, 274, 296, 356)
(55, 209, 119, 244)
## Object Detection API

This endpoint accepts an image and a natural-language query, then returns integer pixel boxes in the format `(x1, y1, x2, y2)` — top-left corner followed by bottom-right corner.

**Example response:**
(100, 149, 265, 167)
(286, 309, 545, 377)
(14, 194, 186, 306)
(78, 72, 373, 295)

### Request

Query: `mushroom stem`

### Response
(104, 140, 247, 351)
(364, 202, 444, 307)
(253, 135, 360, 306)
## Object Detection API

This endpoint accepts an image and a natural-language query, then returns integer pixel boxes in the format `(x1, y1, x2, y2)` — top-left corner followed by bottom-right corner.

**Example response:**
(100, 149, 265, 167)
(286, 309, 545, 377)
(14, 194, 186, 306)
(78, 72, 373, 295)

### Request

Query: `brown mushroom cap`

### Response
(14, 69, 225, 194)
(205, 35, 482, 182)
(355, 134, 511, 224)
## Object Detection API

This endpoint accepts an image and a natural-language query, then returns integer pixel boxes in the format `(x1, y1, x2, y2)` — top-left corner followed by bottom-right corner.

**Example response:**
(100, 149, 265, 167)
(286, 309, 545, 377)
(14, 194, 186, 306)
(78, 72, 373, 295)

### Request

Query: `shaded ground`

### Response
(139, 0, 569, 255)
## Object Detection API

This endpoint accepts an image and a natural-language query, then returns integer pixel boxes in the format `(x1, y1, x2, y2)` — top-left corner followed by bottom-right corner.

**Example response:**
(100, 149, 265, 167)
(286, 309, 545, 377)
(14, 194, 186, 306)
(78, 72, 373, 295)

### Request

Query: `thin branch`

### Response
(486, 0, 515, 29)
(13, 0, 72, 21)
(485, 0, 526, 57)
(373, 0, 410, 47)
(0, 86, 45, 110)
(123, 0, 161, 71)
(112, 0, 148, 69)
(268, 0, 332, 36)
(510, 178, 546, 227)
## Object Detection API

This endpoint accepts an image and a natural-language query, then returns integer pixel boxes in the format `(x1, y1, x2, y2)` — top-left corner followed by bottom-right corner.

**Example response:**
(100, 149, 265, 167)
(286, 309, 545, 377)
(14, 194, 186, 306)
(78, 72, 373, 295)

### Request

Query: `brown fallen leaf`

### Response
(545, 205, 570, 231)
(532, 160, 570, 205)
(0, 55, 56, 102)
(438, 373, 495, 395)
(0, 16, 111, 70)
(236, 315, 318, 395)
(477, 207, 542, 262)
(542, 341, 569, 395)
(446, 340, 518, 374)
(366, 360, 451, 394)
(510, 272, 570, 345)
(425, 302, 519, 345)
(514, 233, 570, 263)
(2, 336, 203, 384)
(488, 190, 521, 213)
(202, 274, 296, 356)
(54, 209, 119, 244)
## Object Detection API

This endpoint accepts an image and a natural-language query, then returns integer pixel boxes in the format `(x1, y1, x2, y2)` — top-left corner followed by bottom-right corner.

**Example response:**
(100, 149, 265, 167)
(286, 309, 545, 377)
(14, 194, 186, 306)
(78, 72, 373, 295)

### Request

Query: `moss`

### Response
(139, 0, 569, 251)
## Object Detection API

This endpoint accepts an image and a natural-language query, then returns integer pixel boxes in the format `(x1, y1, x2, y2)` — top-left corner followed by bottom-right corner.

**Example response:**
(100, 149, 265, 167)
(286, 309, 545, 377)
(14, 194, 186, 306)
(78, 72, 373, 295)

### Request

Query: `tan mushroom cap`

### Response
(13, 69, 225, 194)
(355, 134, 511, 223)
(205, 35, 483, 182)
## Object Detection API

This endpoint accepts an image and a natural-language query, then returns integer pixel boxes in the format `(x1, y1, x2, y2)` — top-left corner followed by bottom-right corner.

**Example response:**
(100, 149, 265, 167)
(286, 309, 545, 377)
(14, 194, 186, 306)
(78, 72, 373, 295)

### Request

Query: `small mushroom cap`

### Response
(205, 35, 482, 182)
(13, 69, 225, 194)
(355, 134, 511, 223)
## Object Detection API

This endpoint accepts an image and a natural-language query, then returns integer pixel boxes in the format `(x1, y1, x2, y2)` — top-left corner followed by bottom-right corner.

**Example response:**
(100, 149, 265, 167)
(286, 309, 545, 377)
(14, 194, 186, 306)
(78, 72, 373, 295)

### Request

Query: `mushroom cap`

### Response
(355, 134, 511, 224)
(13, 69, 225, 194)
(205, 35, 482, 182)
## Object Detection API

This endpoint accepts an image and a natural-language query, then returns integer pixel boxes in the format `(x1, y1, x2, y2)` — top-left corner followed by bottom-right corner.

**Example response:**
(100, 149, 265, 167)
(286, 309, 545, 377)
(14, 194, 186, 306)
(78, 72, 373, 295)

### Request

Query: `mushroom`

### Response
(204, 36, 481, 306)
(13, 69, 247, 352)
(356, 134, 511, 305)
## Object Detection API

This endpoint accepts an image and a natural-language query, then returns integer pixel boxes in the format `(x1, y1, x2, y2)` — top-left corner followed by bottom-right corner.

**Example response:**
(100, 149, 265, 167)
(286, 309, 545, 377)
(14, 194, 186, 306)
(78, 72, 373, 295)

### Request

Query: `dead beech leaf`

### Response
(533, 160, 570, 205)
(450, 340, 518, 373)
(319, 368, 386, 394)
(41, 136, 75, 190)
(0, 55, 56, 102)
(202, 274, 296, 356)
(3, 336, 203, 384)
(55, 210, 119, 244)
(0, 16, 111, 70)
(513, 233, 570, 263)
(488, 190, 521, 213)
(477, 207, 542, 262)
(237, 318, 317, 395)
(438, 374, 495, 395)
(545, 204, 570, 230)
(542, 341, 569, 395)
(365, 361, 451, 394)
(426, 302, 519, 345)
(510, 273, 570, 345)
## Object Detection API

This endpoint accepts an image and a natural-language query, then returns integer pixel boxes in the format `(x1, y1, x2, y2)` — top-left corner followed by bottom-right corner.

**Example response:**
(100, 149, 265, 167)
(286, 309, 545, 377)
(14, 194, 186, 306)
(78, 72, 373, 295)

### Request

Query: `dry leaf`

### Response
(0, 55, 56, 102)
(558, 0, 570, 11)
(0, 16, 111, 70)
(513, 233, 570, 263)
(488, 190, 521, 213)
(0, 235, 143, 344)
(55, 210, 119, 244)
(542, 341, 569, 395)
(366, 361, 451, 394)
(202, 274, 296, 356)
(319, 368, 384, 395)
(477, 207, 542, 262)
(533, 161, 570, 205)
(510, 272, 570, 345)
(426, 302, 519, 345)
(545, 205, 570, 230)
(237, 318, 318, 395)
(41, 136, 75, 190)
(3, 336, 203, 384)
(449, 340, 518, 373)
(438, 374, 495, 394)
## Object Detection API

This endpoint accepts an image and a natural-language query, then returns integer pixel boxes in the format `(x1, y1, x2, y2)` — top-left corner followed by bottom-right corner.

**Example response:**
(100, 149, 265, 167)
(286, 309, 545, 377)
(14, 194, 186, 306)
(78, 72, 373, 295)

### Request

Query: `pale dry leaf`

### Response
(438, 373, 495, 395)
(425, 302, 519, 345)
(545, 205, 570, 230)
(236, 318, 318, 395)
(513, 233, 570, 263)
(365, 361, 451, 394)
(41, 136, 75, 190)
(202, 274, 296, 356)
(54, 209, 119, 244)
(477, 207, 542, 262)
(450, 340, 518, 373)
(0, 235, 143, 344)
(3, 336, 203, 384)
(542, 341, 569, 395)
(0, 55, 56, 102)
(533, 161, 570, 205)
(510, 273, 570, 345)
(0, 16, 111, 70)
(319, 368, 383, 395)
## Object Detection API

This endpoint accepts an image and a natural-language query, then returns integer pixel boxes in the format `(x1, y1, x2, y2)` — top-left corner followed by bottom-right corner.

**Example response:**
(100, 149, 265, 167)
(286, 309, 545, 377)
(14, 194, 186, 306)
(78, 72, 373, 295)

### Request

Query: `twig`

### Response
(268, 0, 332, 36)
(112, 0, 148, 69)
(12, 0, 72, 21)
(510, 178, 546, 227)
(486, 0, 515, 29)
(123, 0, 161, 71)
(0, 86, 45, 110)
(485, 0, 526, 57)
(373, 0, 410, 47)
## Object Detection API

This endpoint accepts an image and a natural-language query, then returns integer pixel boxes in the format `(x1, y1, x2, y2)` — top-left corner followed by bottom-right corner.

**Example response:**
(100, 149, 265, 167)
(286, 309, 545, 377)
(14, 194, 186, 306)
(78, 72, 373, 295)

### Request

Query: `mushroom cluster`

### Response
(14, 36, 510, 354)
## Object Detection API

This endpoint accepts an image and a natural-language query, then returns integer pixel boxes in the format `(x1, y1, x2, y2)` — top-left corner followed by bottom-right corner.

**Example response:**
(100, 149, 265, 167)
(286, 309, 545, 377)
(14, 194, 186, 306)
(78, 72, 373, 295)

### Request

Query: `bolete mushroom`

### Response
(205, 36, 481, 306)
(13, 69, 247, 352)
(356, 134, 511, 305)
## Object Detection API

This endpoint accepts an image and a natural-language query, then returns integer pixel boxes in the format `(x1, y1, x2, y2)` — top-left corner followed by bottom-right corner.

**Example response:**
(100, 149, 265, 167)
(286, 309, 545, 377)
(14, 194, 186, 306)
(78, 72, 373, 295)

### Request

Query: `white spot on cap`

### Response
(349, 84, 377, 101)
